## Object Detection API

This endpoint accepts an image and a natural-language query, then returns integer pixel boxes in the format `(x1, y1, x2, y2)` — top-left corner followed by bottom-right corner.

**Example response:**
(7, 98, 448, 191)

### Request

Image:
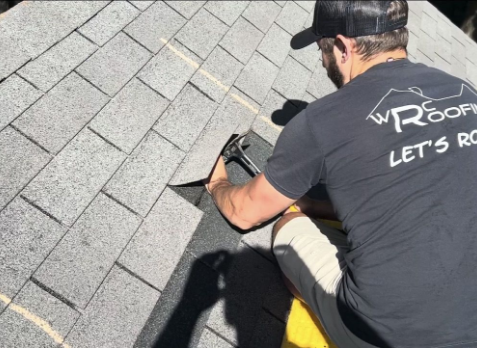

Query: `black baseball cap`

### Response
(291, 0, 408, 49)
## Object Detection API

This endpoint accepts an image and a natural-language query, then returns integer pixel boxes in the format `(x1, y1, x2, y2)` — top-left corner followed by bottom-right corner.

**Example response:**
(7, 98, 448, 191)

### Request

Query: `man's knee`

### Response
(272, 212, 307, 244)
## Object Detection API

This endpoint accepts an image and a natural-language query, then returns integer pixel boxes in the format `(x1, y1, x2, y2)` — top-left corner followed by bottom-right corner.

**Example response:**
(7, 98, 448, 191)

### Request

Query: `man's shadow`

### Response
(153, 246, 293, 348)
(271, 100, 309, 127)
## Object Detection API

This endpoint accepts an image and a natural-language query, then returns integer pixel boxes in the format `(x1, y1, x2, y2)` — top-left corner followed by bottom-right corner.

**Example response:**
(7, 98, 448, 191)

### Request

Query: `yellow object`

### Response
(289, 204, 300, 213)
(282, 219, 342, 348)
(282, 298, 338, 348)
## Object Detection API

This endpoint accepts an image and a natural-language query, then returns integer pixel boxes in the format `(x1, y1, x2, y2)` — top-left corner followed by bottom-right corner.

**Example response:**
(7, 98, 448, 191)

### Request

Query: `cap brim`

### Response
(290, 27, 321, 50)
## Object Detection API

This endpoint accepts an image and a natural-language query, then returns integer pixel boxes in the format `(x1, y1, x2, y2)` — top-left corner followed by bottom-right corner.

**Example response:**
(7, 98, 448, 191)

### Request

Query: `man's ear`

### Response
(335, 34, 353, 63)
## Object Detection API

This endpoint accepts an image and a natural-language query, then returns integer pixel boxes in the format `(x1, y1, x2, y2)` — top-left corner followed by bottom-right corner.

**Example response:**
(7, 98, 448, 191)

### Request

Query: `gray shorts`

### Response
(273, 217, 378, 348)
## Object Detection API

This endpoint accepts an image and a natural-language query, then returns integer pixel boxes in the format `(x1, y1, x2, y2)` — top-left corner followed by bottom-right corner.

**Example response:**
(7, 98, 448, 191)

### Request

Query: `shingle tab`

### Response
(104, 132, 185, 217)
(76, 32, 152, 96)
(0, 198, 66, 301)
(252, 90, 287, 146)
(175, 8, 229, 60)
(257, 23, 292, 67)
(0, 1, 108, 59)
(204, 1, 250, 26)
(420, 12, 437, 40)
(294, 0, 315, 13)
(219, 17, 264, 65)
(290, 40, 320, 71)
(0, 74, 42, 132)
(34, 193, 141, 309)
(153, 84, 217, 152)
(89, 78, 169, 154)
(418, 30, 436, 62)
(119, 188, 203, 290)
(0, 127, 51, 210)
(451, 34, 467, 65)
(273, 56, 312, 101)
(235, 52, 280, 104)
(78, 1, 140, 46)
(13, 72, 109, 154)
(22, 129, 126, 226)
(17, 32, 97, 92)
(124, 1, 186, 53)
(64, 266, 160, 348)
(138, 39, 202, 101)
(164, 1, 206, 19)
(169, 94, 244, 185)
(128, 1, 155, 11)
(191, 46, 244, 102)
(275, 1, 308, 36)
(242, 1, 282, 33)
(198, 328, 234, 348)
(307, 61, 337, 99)
(0, 282, 79, 347)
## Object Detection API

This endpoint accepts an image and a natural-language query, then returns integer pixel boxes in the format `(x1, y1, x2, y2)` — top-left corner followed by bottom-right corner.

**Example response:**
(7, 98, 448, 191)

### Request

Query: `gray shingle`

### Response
(64, 266, 160, 348)
(164, 1, 206, 19)
(262, 271, 293, 322)
(138, 39, 202, 101)
(34, 193, 141, 309)
(451, 34, 467, 65)
(252, 90, 286, 146)
(0, 35, 30, 81)
(124, 1, 187, 54)
(435, 40, 452, 64)
(273, 56, 312, 101)
(228, 87, 261, 135)
(434, 54, 452, 75)
(416, 50, 433, 67)
(257, 23, 292, 68)
(0, 74, 42, 132)
(198, 328, 234, 348)
(408, 1, 423, 17)
(191, 46, 244, 102)
(204, 1, 249, 26)
(294, 0, 315, 13)
(129, 1, 155, 11)
(275, 1, 287, 7)
(22, 129, 125, 226)
(78, 1, 139, 46)
(175, 8, 229, 60)
(13, 72, 109, 154)
(407, 31, 419, 58)
(247, 310, 287, 348)
(219, 16, 264, 65)
(436, 17, 452, 44)
(465, 39, 477, 66)
(406, 9, 421, 36)
(242, 1, 282, 33)
(0, 1, 108, 59)
(168, 91, 245, 185)
(417, 30, 435, 62)
(17, 32, 97, 92)
(466, 61, 477, 87)
(76, 32, 152, 96)
(290, 41, 320, 71)
(241, 222, 276, 261)
(119, 188, 203, 290)
(0, 281, 79, 348)
(0, 198, 66, 301)
(0, 127, 51, 210)
(307, 61, 337, 99)
(104, 132, 185, 217)
(153, 84, 217, 152)
(235, 52, 280, 104)
(275, 1, 308, 36)
(89, 78, 169, 154)
(420, 12, 437, 40)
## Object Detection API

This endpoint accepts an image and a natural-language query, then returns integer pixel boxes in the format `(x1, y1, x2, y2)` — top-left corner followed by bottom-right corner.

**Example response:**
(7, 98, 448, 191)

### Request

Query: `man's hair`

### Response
(320, 0, 409, 61)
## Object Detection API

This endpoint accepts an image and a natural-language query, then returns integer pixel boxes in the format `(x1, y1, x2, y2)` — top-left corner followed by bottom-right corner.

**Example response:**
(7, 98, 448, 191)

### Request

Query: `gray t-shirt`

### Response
(265, 59, 477, 347)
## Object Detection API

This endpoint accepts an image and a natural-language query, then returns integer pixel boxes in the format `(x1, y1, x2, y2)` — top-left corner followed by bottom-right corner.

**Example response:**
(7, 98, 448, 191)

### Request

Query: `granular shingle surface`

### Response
(1, 1, 476, 347)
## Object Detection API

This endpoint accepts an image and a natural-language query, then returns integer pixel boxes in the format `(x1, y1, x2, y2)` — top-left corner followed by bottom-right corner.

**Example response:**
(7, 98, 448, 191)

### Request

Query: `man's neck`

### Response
(350, 49, 408, 80)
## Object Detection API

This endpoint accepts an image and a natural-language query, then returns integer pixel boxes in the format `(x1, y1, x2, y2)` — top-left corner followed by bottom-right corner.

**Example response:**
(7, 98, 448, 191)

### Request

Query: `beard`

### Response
(325, 52, 344, 89)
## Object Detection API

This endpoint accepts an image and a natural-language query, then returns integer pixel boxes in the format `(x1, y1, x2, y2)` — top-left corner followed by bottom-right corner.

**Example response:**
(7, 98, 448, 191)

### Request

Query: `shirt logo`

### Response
(366, 84, 477, 133)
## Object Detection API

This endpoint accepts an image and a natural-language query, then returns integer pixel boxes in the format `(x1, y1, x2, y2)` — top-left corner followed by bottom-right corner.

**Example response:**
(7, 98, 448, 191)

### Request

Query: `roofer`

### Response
(205, 1, 477, 347)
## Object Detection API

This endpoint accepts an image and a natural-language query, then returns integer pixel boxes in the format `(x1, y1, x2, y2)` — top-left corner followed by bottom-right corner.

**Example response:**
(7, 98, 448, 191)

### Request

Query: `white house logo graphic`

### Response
(366, 84, 477, 133)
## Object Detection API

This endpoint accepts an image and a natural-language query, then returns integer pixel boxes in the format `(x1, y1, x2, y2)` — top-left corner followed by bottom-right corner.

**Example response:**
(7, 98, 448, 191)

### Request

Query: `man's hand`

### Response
(204, 156, 229, 194)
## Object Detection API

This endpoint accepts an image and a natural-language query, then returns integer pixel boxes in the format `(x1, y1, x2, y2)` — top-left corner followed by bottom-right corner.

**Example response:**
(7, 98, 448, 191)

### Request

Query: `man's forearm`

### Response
(209, 180, 252, 229)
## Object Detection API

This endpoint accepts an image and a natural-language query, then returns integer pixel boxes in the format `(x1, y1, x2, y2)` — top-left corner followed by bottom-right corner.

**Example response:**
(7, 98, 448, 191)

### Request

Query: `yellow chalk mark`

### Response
(0, 291, 71, 348)
(160, 38, 283, 132)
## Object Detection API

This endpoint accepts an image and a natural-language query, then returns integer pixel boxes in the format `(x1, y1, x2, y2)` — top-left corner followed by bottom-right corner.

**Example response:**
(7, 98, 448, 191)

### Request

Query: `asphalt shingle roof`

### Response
(0, 1, 476, 347)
